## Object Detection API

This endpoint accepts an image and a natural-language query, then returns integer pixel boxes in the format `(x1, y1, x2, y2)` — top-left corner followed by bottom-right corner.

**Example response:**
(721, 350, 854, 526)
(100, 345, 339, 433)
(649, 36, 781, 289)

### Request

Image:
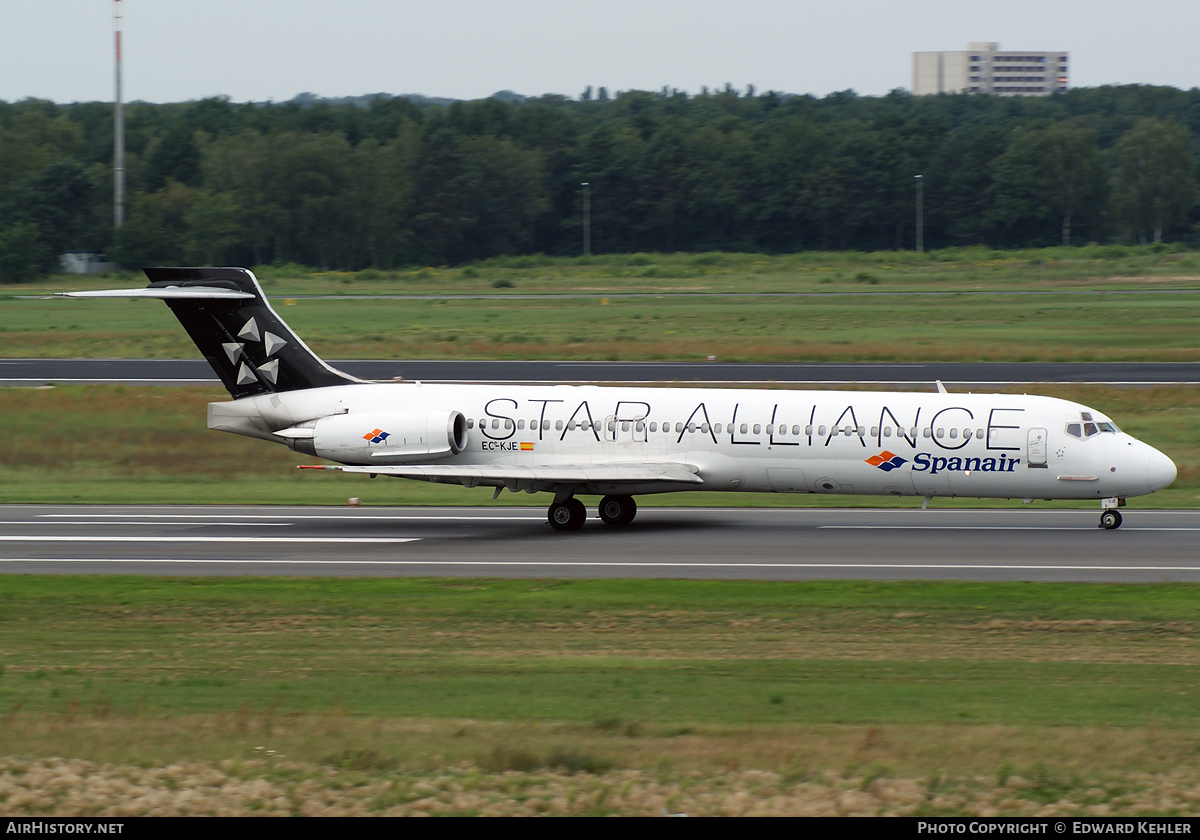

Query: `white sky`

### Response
(2, 0, 1198, 104)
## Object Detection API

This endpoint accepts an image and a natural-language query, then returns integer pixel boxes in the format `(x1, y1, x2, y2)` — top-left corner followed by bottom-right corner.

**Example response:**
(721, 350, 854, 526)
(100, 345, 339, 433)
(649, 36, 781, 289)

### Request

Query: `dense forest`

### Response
(1, 84, 1199, 279)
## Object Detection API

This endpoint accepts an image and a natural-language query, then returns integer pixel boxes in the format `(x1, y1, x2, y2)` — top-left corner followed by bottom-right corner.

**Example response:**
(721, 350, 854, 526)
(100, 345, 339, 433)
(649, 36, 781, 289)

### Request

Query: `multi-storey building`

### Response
(913, 42, 1069, 96)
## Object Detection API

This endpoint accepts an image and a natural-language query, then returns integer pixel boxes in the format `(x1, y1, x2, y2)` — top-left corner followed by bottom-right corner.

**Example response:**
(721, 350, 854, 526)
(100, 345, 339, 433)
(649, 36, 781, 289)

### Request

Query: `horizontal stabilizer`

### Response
(60, 287, 254, 300)
(60, 267, 361, 399)
(301, 461, 703, 486)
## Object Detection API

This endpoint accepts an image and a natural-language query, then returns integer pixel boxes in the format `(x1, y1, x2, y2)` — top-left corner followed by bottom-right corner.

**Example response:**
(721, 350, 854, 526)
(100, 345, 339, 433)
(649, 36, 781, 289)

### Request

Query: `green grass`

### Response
(0, 383, 1195, 506)
(4, 246, 1200, 362)
(4, 576, 1200, 777)
(10, 244, 1200, 297)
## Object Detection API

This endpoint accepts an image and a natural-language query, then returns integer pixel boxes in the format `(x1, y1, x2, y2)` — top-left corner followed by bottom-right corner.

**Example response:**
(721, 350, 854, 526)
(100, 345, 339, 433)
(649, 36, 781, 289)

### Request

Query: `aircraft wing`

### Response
(302, 461, 703, 486)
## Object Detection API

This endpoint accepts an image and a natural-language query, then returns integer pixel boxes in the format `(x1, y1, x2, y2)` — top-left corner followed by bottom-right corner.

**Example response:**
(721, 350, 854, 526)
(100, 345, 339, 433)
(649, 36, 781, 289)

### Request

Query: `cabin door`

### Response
(1027, 427, 1048, 467)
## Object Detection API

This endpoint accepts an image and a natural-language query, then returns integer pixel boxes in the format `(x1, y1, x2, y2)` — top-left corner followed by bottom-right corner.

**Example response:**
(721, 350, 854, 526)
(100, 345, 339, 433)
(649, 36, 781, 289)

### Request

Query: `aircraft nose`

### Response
(1147, 447, 1177, 493)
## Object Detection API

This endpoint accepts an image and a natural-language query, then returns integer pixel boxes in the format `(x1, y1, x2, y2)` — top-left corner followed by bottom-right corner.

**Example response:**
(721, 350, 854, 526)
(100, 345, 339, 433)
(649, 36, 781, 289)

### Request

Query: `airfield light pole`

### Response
(582, 182, 591, 256)
(914, 174, 923, 252)
(113, 0, 125, 229)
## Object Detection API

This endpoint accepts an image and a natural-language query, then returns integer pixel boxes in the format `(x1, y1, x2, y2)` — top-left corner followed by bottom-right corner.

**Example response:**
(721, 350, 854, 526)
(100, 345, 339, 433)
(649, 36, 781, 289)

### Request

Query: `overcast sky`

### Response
(2, 0, 1197, 104)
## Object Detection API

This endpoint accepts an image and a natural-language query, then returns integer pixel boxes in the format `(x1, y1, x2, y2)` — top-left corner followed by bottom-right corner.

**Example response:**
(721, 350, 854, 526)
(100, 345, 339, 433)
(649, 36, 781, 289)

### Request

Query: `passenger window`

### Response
(792, 425, 801, 436)
(949, 429, 958, 439)
(857, 426, 865, 436)
(568, 421, 577, 430)
(766, 424, 774, 435)
(504, 419, 513, 430)
(649, 422, 657, 432)
(936, 428, 944, 438)
(701, 423, 710, 434)
(556, 420, 564, 431)
(467, 419, 474, 429)
(805, 425, 813, 436)
(492, 419, 500, 430)
(963, 429, 972, 440)
(776, 425, 785, 437)
(883, 427, 891, 437)
(976, 428, 984, 439)
(818, 425, 826, 436)
(635, 421, 644, 432)
(517, 420, 525, 430)
(714, 423, 722, 434)
(910, 427, 918, 438)
(621, 421, 630, 432)
(753, 424, 761, 434)
(676, 422, 684, 433)
(740, 423, 749, 434)
(1066, 423, 1081, 438)
(923, 428, 932, 438)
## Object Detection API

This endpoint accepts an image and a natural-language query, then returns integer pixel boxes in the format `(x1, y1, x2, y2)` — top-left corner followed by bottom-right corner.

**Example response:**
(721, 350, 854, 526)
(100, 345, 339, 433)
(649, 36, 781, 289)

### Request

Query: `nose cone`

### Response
(1147, 447, 1177, 493)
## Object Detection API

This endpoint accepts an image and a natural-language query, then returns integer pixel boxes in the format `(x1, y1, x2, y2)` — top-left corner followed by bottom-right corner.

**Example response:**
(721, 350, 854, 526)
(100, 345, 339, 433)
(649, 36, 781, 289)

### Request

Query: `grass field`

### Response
(4, 246, 1200, 362)
(3, 576, 1200, 815)
(0, 383, 1195, 507)
(3, 247, 1199, 815)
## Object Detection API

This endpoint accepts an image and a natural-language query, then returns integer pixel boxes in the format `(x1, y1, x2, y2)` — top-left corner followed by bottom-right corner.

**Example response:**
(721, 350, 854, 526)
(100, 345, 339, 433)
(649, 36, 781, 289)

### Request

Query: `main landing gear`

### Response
(548, 498, 587, 531)
(598, 494, 637, 526)
(547, 495, 639, 531)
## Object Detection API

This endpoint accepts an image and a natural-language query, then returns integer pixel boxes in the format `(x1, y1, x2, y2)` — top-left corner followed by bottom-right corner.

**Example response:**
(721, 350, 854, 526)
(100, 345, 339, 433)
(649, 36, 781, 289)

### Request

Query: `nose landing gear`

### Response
(1099, 497, 1125, 530)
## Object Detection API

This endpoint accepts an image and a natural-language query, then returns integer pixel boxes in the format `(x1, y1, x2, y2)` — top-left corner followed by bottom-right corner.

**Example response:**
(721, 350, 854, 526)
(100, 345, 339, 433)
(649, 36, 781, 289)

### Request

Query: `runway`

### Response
(3, 505, 1200, 582)
(3, 359, 1200, 386)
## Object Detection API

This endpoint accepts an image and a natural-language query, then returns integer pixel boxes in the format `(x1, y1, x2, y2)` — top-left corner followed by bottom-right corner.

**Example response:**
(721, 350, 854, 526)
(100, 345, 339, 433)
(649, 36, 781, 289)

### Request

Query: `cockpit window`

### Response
(1069, 413, 1120, 440)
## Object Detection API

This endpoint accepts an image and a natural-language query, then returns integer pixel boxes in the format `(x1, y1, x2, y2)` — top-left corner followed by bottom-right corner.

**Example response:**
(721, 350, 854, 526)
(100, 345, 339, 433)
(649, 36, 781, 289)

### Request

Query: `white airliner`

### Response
(65, 267, 1177, 531)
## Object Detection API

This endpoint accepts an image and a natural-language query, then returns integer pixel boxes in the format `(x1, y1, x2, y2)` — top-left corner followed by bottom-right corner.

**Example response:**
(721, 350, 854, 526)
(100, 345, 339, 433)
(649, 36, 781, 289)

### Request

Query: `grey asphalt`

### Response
(3, 505, 1199, 582)
(3, 358, 1200, 386)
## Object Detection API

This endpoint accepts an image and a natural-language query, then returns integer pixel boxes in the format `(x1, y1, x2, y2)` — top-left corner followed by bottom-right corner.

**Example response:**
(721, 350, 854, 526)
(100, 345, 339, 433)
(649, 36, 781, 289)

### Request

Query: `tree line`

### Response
(0, 84, 1198, 280)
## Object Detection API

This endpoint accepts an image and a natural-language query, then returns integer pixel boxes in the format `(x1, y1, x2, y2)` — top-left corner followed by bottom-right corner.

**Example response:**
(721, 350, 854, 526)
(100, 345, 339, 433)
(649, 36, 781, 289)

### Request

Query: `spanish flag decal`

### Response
(520, 442, 534, 451)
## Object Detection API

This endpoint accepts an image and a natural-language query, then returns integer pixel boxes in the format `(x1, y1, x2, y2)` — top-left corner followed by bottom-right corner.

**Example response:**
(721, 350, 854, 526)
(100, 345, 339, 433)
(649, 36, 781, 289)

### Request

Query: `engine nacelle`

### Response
(282, 410, 468, 465)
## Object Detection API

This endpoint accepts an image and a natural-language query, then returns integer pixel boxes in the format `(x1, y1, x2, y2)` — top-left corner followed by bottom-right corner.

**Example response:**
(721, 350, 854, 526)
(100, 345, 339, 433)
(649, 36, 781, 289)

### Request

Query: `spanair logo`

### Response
(363, 428, 390, 444)
(865, 451, 907, 472)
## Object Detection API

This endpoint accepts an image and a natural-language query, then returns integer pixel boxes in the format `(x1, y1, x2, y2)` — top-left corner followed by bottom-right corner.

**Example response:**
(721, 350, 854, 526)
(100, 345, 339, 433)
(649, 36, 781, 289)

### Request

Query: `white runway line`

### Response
(0, 378, 217, 383)
(0, 521, 293, 527)
(820, 526, 1200, 532)
(0, 536, 419, 544)
(1, 559, 1199, 571)
(37, 514, 545, 521)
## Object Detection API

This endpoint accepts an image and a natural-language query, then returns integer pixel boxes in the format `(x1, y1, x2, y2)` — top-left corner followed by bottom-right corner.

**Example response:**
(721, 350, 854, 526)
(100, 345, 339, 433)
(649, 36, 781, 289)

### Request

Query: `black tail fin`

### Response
(94, 267, 361, 399)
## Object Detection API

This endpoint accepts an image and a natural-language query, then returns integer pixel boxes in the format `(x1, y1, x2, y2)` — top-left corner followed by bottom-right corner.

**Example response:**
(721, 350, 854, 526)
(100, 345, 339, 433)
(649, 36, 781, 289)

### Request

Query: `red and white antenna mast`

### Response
(113, 0, 125, 228)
